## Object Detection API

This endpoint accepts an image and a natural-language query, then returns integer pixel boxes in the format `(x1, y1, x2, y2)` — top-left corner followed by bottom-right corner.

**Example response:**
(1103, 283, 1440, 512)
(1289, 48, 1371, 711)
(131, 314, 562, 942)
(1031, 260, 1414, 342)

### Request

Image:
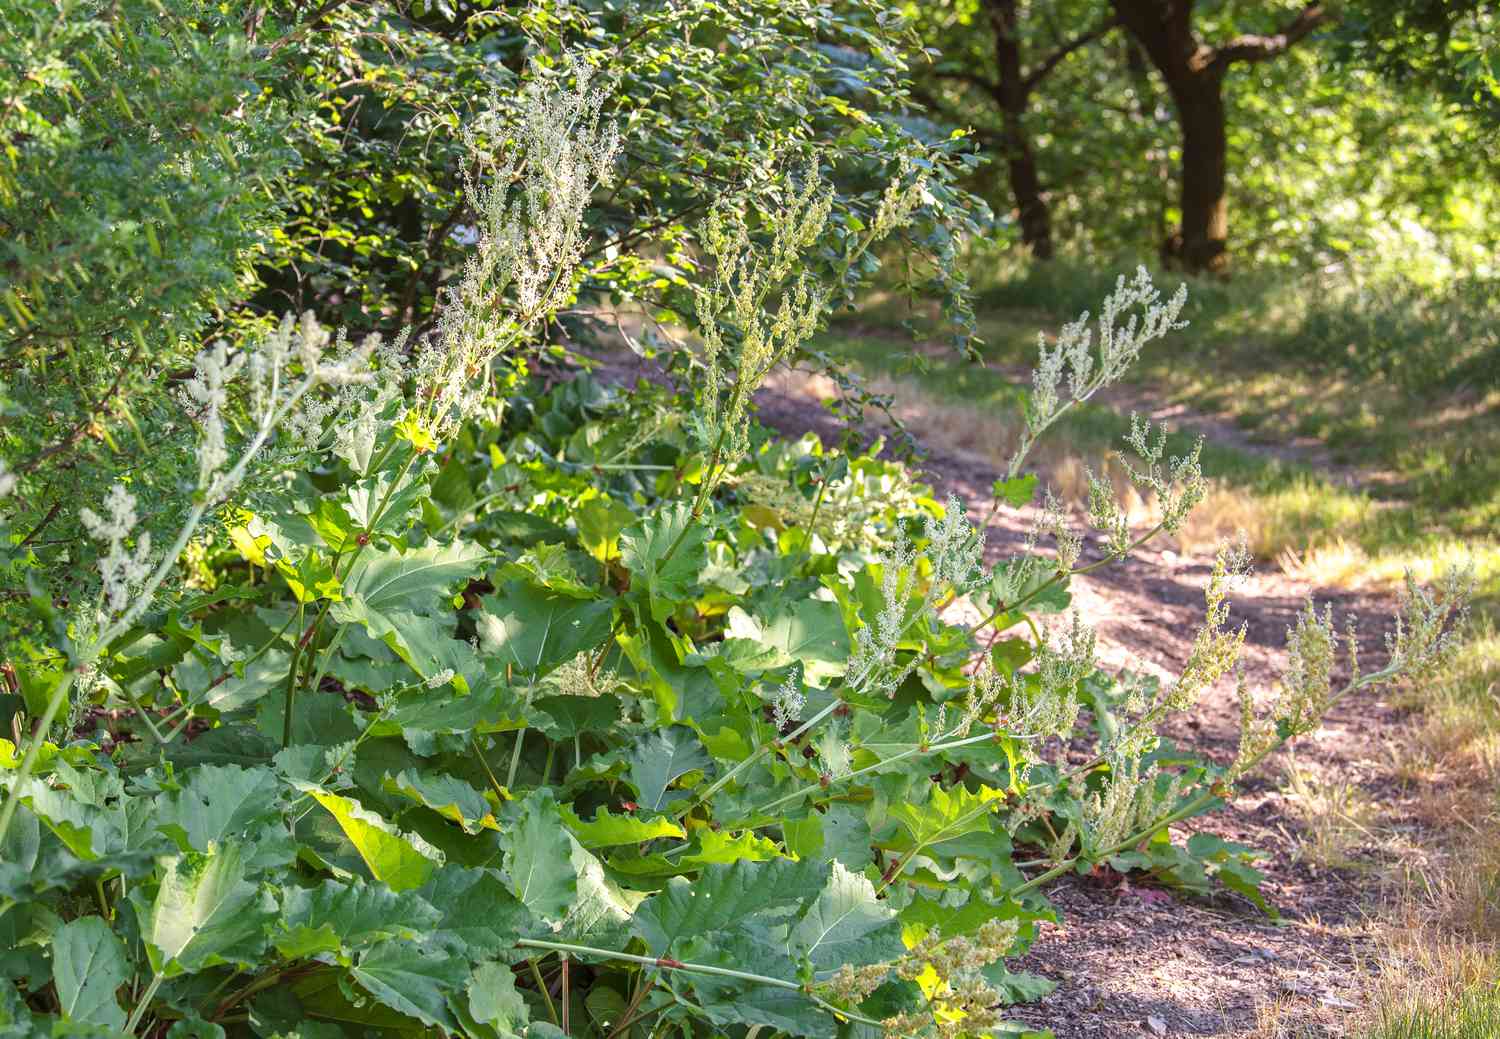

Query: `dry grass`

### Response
(1277, 759, 1379, 872)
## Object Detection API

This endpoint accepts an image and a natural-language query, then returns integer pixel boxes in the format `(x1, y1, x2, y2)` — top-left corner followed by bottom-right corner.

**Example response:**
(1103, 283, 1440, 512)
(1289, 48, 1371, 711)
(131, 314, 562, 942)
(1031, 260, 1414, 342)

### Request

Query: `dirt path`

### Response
(587, 348, 1405, 1038)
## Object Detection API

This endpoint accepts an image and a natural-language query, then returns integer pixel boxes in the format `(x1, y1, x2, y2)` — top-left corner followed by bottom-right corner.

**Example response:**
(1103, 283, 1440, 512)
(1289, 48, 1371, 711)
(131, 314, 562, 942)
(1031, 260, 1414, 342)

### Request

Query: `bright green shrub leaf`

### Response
(7, 778, 123, 860)
(575, 495, 636, 563)
(141, 842, 276, 976)
(721, 600, 851, 686)
(384, 770, 497, 833)
(349, 938, 466, 1030)
(619, 502, 707, 620)
(52, 916, 129, 1028)
(790, 862, 905, 973)
(993, 473, 1039, 509)
(373, 686, 526, 756)
(558, 837, 646, 947)
(468, 961, 529, 1034)
(476, 581, 613, 679)
(276, 878, 443, 959)
(500, 790, 577, 924)
(679, 829, 784, 867)
(496, 542, 594, 598)
(627, 726, 711, 812)
(888, 784, 1005, 848)
(560, 804, 684, 848)
(308, 789, 442, 892)
(674, 932, 830, 1038)
(533, 694, 622, 738)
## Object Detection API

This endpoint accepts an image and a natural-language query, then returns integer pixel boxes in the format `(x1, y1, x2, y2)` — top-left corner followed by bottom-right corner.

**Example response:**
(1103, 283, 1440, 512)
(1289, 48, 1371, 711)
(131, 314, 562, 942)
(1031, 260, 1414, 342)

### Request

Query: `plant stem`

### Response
(125, 973, 163, 1033)
(675, 699, 842, 820)
(515, 939, 897, 1033)
(507, 726, 528, 789)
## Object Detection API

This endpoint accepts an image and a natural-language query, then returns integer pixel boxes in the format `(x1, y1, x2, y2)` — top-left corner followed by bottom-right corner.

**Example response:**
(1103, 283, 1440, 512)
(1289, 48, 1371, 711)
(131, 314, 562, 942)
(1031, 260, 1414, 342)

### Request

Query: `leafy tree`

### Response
(909, 0, 1120, 259)
(1336, 0, 1499, 124)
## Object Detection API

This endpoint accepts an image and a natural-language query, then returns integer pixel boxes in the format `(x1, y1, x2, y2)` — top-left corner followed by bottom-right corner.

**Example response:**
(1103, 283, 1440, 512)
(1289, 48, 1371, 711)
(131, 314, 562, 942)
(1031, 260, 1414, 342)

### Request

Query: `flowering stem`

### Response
(972, 523, 1165, 637)
(0, 376, 318, 847)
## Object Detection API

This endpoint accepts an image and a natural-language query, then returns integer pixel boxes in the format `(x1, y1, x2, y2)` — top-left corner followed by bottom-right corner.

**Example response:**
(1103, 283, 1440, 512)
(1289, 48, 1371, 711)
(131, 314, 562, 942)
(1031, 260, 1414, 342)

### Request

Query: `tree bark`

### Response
(1163, 67, 1228, 272)
(1111, 0, 1329, 273)
(985, 0, 1054, 259)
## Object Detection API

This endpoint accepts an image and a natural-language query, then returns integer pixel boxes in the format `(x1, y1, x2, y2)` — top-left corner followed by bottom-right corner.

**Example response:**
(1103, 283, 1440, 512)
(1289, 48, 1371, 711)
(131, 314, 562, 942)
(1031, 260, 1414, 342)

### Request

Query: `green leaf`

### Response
(330, 542, 487, 635)
(789, 862, 904, 974)
(384, 770, 497, 833)
(476, 581, 613, 680)
(52, 916, 129, 1028)
(307, 789, 443, 892)
(468, 961, 529, 1034)
(575, 495, 636, 564)
(721, 600, 851, 686)
(500, 790, 577, 924)
(560, 804, 685, 848)
(888, 784, 1004, 849)
(141, 842, 276, 976)
(152, 764, 287, 863)
(349, 938, 466, 1030)
(419, 866, 537, 959)
(678, 829, 784, 867)
(276, 878, 443, 959)
(633, 858, 824, 955)
(620, 502, 707, 620)
(993, 473, 1039, 509)
(627, 726, 711, 812)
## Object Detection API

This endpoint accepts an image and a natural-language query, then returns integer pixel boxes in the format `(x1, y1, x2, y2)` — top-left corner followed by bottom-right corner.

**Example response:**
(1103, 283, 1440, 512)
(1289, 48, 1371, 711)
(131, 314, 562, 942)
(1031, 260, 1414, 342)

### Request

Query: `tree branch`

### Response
(1211, 3, 1330, 69)
(932, 69, 1001, 97)
(1022, 16, 1122, 95)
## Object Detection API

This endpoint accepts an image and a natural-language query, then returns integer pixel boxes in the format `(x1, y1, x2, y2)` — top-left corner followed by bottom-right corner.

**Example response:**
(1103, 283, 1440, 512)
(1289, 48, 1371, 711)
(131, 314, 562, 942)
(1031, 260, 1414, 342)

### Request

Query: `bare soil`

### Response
(585, 348, 1409, 1039)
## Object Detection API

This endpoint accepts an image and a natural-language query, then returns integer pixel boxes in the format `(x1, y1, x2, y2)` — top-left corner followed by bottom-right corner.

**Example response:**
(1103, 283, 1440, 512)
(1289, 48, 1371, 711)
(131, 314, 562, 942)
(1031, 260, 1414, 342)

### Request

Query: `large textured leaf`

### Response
(308, 789, 443, 892)
(560, 804, 684, 848)
(789, 862, 904, 974)
(419, 866, 537, 959)
(475, 581, 612, 679)
(627, 726, 711, 812)
(500, 791, 577, 924)
(558, 837, 647, 948)
(349, 939, 466, 1030)
(383, 770, 497, 833)
(153, 764, 287, 864)
(633, 858, 825, 955)
(468, 962, 529, 1034)
(329, 542, 487, 644)
(619, 502, 707, 620)
(141, 842, 276, 976)
(888, 784, 1005, 849)
(722, 601, 850, 686)
(8, 777, 124, 860)
(52, 916, 129, 1028)
(675, 932, 832, 1039)
(275, 878, 443, 959)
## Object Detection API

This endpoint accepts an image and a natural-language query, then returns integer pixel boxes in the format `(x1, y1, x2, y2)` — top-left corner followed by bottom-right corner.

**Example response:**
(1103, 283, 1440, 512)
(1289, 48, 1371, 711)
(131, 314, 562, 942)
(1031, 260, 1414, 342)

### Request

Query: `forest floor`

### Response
(589, 335, 1487, 1038)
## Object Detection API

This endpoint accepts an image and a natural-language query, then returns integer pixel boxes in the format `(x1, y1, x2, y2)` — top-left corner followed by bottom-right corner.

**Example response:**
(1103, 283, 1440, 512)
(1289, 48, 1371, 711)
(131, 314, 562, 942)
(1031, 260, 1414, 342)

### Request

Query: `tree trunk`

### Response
(986, 0, 1054, 259)
(1164, 70, 1229, 273)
